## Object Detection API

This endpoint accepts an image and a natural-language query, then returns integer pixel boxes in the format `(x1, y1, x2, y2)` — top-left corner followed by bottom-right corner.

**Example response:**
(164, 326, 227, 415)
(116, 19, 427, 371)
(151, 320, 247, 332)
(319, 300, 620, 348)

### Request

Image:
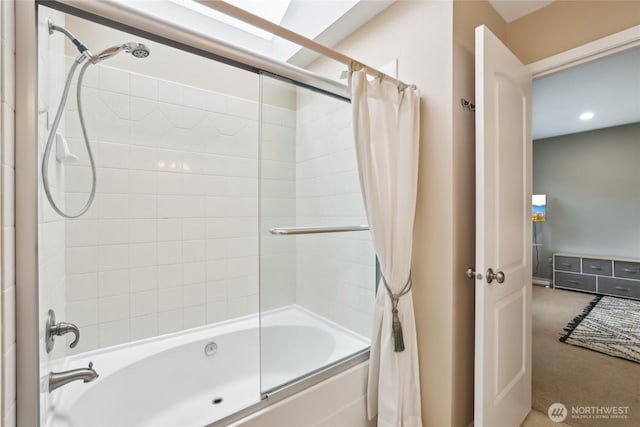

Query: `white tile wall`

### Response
(259, 79, 297, 311)
(62, 61, 268, 353)
(37, 9, 70, 425)
(0, 7, 374, 427)
(18, 41, 371, 427)
(294, 89, 375, 338)
(259, 77, 374, 337)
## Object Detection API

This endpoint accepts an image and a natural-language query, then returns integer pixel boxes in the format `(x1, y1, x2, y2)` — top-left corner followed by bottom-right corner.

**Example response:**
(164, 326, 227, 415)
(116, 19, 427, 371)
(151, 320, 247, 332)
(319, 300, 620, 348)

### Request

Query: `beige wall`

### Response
(310, 1, 456, 424)
(452, 2, 507, 426)
(443, 1, 638, 424)
(454, 0, 507, 53)
(309, 1, 508, 425)
(507, 0, 640, 64)
(450, 42, 476, 427)
(2, 1, 636, 426)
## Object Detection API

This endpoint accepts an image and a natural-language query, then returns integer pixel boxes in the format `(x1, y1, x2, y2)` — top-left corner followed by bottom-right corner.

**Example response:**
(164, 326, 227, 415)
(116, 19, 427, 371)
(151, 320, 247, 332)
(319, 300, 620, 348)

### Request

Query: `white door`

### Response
(474, 25, 532, 427)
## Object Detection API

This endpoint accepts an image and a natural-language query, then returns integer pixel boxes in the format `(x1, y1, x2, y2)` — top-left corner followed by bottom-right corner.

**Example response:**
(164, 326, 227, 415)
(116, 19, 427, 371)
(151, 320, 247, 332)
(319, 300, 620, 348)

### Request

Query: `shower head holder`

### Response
(47, 18, 91, 57)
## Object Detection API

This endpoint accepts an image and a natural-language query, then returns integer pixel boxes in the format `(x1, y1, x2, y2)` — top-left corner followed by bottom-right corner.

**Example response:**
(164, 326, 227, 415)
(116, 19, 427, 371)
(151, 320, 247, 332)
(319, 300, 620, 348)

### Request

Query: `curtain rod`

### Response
(194, 0, 411, 90)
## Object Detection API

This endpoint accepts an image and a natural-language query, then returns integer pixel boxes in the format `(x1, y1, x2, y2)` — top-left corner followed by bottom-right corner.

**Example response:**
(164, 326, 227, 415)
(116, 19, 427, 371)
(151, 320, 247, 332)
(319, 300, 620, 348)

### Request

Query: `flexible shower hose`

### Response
(42, 56, 97, 218)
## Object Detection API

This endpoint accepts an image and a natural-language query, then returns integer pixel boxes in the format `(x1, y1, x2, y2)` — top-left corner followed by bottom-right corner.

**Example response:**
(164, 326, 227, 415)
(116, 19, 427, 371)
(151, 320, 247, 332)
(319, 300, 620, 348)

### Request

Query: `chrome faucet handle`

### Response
(45, 309, 81, 353)
(55, 321, 81, 348)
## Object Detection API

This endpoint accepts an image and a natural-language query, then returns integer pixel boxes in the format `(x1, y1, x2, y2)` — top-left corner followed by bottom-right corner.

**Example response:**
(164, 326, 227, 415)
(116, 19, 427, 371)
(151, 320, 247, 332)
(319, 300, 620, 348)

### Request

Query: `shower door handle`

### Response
(269, 225, 369, 235)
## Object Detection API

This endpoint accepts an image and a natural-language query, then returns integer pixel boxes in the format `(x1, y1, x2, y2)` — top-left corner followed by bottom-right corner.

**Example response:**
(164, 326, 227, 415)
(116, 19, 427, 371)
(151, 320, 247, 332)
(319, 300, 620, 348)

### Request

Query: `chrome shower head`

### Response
(93, 42, 150, 63)
(124, 42, 150, 59)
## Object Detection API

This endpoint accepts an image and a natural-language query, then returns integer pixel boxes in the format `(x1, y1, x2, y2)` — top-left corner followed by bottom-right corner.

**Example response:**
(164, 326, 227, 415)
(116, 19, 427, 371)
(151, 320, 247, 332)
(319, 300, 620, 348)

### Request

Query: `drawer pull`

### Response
(567, 280, 580, 284)
(622, 268, 638, 274)
(590, 266, 601, 270)
(614, 286, 629, 292)
(561, 263, 573, 267)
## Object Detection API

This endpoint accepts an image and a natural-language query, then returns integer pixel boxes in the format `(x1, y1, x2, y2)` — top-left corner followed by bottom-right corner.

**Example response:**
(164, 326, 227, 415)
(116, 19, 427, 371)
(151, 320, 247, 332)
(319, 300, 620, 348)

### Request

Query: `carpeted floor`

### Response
(522, 409, 570, 427)
(533, 286, 640, 427)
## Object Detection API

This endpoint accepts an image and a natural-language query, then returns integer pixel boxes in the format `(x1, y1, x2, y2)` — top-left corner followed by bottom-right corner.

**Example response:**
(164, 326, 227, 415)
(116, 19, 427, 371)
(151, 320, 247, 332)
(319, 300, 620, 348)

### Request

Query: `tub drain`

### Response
(212, 397, 223, 405)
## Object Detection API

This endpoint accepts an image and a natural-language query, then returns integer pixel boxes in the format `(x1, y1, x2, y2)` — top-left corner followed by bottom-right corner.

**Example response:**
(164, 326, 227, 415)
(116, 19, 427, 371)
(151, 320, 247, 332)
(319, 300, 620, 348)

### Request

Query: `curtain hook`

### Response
(349, 60, 365, 74)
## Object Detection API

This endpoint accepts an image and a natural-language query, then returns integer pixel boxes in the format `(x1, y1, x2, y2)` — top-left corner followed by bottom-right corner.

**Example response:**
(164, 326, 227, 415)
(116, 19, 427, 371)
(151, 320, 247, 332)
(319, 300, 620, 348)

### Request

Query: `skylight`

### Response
(171, 0, 292, 40)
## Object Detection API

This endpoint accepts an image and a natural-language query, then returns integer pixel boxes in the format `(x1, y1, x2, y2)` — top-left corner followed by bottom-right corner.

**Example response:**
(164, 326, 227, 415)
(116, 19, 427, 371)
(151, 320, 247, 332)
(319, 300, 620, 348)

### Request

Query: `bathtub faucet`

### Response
(49, 362, 99, 392)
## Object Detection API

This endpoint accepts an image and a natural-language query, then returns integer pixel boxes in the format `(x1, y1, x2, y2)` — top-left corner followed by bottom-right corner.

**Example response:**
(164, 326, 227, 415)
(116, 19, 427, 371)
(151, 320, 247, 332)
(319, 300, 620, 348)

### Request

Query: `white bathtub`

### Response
(46, 306, 369, 427)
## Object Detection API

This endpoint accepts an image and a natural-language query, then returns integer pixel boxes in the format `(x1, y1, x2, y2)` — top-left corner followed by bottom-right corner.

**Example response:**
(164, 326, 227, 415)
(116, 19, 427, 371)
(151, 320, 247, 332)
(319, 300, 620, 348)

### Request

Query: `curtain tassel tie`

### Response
(391, 299, 405, 352)
(383, 273, 412, 353)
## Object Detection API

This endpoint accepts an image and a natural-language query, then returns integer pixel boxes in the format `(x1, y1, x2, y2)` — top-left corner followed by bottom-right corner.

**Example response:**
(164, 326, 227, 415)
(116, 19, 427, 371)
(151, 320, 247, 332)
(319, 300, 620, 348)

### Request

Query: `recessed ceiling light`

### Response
(579, 111, 595, 121)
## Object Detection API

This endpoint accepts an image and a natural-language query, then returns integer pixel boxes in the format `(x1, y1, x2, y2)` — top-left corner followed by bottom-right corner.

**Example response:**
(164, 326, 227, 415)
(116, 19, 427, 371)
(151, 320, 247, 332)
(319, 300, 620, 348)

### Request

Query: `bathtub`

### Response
(46, 305, 369, 427)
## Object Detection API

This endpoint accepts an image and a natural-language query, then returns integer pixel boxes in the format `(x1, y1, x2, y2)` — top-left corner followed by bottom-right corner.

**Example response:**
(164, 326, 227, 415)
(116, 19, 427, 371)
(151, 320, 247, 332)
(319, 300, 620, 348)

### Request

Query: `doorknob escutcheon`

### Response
(466, 268, 483, 280)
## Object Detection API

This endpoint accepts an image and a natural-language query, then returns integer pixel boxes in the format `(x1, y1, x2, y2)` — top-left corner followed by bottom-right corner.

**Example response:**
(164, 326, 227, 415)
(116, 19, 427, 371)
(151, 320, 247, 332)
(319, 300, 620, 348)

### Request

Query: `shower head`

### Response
(92, 42, 151, 63)
(125, 42, 151, 59)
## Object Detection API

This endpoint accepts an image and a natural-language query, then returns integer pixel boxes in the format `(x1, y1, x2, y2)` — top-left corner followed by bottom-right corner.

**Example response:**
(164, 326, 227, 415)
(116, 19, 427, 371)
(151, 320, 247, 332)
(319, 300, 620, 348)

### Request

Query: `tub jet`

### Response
(204, 341, 218, 356)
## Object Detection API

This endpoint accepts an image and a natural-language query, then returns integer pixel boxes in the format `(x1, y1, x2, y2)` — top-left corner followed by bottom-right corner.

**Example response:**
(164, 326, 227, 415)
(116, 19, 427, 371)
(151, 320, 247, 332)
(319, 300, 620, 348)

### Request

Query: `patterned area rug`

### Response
(560, 295, 640, 364)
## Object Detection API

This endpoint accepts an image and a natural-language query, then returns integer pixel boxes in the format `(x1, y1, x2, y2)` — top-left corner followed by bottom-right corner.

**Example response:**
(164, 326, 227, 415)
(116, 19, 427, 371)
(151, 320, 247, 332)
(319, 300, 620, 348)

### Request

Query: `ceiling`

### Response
(170, 0, 293, 40)
(488, 0, 554, 22)
(532, 47, 640, 140)
(121, 0, 639, 140)
(126, 0, 395, 67)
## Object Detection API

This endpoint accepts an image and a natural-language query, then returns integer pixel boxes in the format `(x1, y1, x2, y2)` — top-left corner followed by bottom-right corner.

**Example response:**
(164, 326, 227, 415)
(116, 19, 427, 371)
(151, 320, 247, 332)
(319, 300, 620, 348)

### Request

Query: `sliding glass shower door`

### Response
(259, 74, 375, 394)
(34, 5, 374, 424)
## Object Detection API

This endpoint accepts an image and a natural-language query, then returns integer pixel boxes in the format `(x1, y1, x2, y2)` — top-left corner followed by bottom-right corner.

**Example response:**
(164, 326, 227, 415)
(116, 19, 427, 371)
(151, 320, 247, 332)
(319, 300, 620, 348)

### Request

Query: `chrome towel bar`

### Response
(269, 225, 369, 235)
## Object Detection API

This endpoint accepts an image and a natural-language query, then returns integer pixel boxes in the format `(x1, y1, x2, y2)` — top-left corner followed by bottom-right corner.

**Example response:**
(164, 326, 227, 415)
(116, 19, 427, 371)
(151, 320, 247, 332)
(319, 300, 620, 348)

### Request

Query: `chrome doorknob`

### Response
(486, 268, 505, 284)
(466, 268, 476, 279)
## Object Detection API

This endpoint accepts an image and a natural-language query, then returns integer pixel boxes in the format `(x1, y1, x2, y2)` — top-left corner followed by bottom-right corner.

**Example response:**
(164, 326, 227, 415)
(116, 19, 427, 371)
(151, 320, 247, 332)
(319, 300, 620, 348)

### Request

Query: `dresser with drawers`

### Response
(553, 253, 640, 300)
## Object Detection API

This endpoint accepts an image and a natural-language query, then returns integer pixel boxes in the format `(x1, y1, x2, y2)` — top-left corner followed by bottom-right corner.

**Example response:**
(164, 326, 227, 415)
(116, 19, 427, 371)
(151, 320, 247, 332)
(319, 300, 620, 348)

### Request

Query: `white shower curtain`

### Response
(350, 69, 422, 427)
